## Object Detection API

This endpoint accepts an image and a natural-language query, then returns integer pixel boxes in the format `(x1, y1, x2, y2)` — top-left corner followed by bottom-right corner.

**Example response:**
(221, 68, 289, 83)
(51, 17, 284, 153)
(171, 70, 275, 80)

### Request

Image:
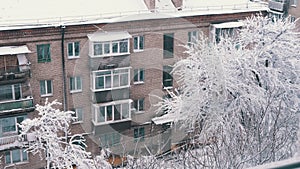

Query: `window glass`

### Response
(2, 117, 16, 133)
(112, 42, 118, 53)
(68, 43, 73, 56)
(37, 44, 51, 62)
(120, 74, 128, 86)
(134, 37, 138, 50)
(122, 103, 129, 118)
(107, 105, 113, 121)
(139, 36, 144, 50)
(74, 42, 80, 56)
(120, 41, 128, 53)
(94, 43, 102, 56)
(96, 76, 104, 89)
(163, 33, 174, 58)
(114, 105, 121, 120)
(0, 85, 13, 101)
(12, 149, 21, 163)
(98, 107, 105, 122)
(105, 76, 111, 88)
(5, 151, 11, 164)
(104, 43, 110, 54)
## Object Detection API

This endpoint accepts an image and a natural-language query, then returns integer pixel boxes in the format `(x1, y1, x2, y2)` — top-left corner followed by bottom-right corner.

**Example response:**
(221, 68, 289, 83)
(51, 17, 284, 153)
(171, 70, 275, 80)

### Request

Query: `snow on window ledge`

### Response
(133, 81, 144, 85)
(70, 90, 82, 94)
(41, 94, 53, 98)
(135, 111, 145, 114)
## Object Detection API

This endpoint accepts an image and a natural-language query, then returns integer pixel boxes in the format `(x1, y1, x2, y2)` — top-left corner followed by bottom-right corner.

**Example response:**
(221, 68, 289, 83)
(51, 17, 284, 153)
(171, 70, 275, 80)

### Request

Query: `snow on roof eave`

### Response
(213, 21, 244, 28)
(87, 31, 132, 42)
(0, 45, 31, 55)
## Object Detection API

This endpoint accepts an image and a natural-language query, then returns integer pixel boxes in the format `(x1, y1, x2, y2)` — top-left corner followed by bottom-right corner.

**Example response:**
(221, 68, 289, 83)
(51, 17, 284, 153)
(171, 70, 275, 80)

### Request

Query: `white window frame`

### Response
(92, 99, 131, 125)
(73, 108, 83, 123)
(133, 35, 144, 52)
(67, 41, 80, 59)
(91, 67, 130, 92)
(90, 39, 130, 57)
(5, 149, 28, 165)
(69, 76, 82, 93)
(40, 80, 53, 97)
(188, 30, 198, 46)
(133, 68, 144, 84)
(133, 98, 144, 113)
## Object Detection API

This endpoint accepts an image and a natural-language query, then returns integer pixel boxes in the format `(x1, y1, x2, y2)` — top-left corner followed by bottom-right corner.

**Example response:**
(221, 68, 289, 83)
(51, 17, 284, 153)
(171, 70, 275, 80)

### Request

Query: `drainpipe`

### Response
(60, 25, 68, 111)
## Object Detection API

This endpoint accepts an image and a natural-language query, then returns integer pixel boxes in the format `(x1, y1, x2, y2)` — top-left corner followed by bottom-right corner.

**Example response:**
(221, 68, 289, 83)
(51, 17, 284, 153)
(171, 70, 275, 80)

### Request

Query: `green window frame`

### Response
(37, 44, 51, 63)
(163, 33, 174, 58)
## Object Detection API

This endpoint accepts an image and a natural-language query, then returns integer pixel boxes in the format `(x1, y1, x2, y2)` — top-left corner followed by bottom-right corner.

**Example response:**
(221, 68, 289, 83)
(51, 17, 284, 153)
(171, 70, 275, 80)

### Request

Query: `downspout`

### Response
(61, 25, 68, 111)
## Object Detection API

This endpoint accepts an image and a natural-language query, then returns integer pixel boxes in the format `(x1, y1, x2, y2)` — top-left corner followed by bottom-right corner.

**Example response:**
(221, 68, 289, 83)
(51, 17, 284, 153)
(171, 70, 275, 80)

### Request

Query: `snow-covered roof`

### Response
(152, 113, 177, 125)
(0, 45, 31, 55)
(183, 0, 250, 8)
(0, 0, 267, 31)
(87, 31, 132, 42)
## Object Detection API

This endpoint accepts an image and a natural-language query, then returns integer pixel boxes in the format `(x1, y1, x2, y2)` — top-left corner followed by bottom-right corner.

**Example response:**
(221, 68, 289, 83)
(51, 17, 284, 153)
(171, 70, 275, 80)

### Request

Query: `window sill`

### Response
(163, 86, 173, 90)
(133, 81, 144, 85)
(70, 90, 82, 94)
(92, 118, 131, 126)
(133, 49, 144, 53)
(135, 111, 145, 114)
(5, 161, 29, 167)
(291, 5, 297, 7)
(89, 52, 130, 58)
(68, 56, 80, 59)
(41, 94, 53, 97)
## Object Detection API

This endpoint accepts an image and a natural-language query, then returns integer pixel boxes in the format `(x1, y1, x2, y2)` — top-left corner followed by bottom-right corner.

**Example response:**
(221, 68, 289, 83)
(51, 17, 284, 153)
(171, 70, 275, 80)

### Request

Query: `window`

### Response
(5, 149, 28, 164)
(163, 33, 174, 58)
(0, 84, 21, 101)
(92, 39, 129, 57)
(210, 22, 242, 43)
(94, 102, 130, 124)
(73, 108, 83, 123)
(188, 31, 198, 46)
(93, 68, 129, 91)
(163, 66, 173, 88)
(68, 42, 80, 58)
(69, 76, 82, 93)
(37, 44, 51, 63)
(291, 0, 298, 6)
(133, 36, 144, 51)
(134, 68, 144, 83)
(100, 132, 121, 147)
(40, 80, 53, 96)
(1, 116, 24, 133)
(133, 98, 144, 112)
(134, 127, 145, 142)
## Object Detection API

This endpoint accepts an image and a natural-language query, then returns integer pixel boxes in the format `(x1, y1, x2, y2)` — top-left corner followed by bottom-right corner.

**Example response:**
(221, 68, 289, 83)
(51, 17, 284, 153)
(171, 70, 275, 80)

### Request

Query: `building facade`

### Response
(0, 0, 267, 168)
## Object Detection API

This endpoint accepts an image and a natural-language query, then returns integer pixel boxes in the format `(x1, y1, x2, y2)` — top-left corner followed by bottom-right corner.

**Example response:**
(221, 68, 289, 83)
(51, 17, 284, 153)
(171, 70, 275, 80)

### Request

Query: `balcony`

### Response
(268, 0, 286, 12)
(0, 97, 34, 115)
(0, 65, 31, 85)
(0, 133, 36, 151)
(91, 67, 130, 92)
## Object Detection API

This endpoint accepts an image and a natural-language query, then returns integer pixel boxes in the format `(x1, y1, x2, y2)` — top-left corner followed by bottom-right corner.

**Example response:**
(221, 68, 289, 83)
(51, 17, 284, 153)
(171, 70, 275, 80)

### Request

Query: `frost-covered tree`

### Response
(155, 15, 300, 168)
(19, 99, 96, 169)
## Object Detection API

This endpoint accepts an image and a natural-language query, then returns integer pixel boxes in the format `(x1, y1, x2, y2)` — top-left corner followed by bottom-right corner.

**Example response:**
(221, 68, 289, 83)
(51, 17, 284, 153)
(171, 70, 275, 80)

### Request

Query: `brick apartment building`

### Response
(0, 0, 268, 168)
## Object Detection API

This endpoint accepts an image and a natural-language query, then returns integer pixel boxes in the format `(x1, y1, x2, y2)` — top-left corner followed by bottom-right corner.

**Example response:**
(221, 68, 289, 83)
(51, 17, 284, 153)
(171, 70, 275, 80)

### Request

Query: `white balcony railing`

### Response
(0, 133, 36, 151)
